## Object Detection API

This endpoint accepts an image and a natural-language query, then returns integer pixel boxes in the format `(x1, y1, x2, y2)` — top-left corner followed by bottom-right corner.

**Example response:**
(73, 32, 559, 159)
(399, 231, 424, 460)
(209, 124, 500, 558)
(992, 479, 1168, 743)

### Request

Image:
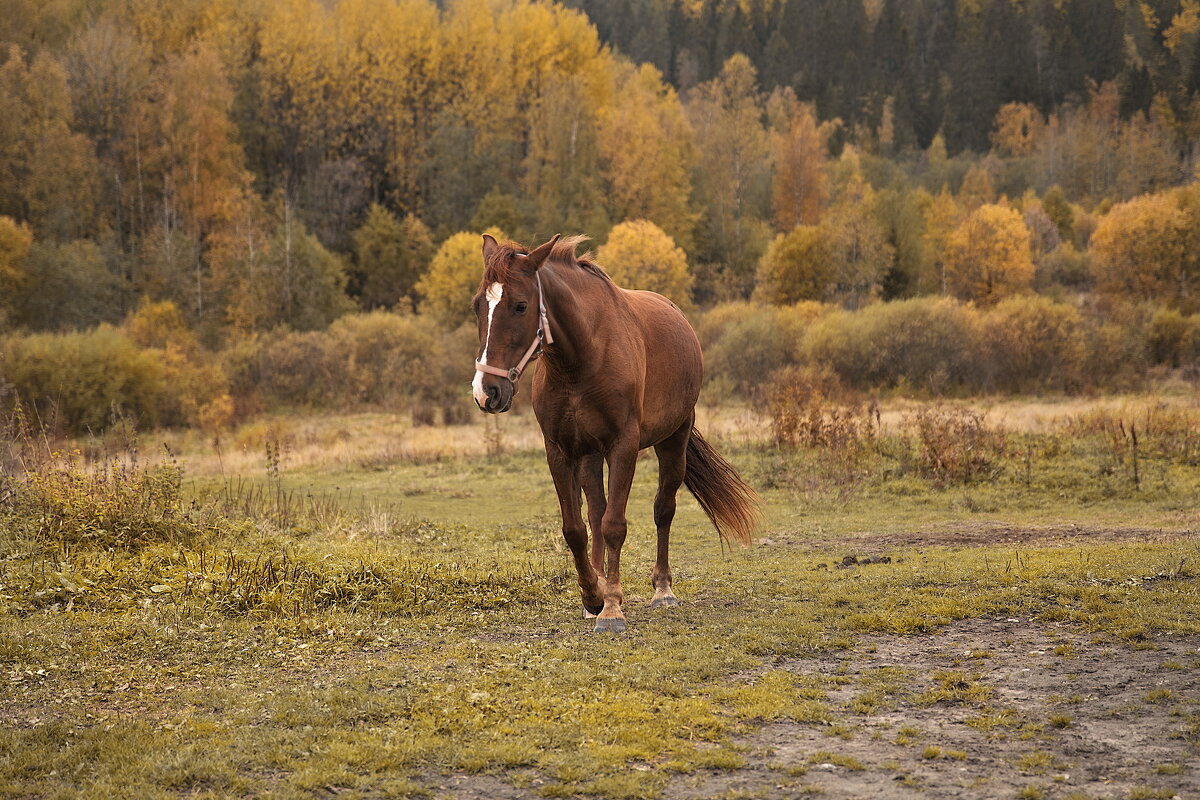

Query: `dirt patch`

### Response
(781, 522, 1199, 551)
(668, 619, 1200, 800)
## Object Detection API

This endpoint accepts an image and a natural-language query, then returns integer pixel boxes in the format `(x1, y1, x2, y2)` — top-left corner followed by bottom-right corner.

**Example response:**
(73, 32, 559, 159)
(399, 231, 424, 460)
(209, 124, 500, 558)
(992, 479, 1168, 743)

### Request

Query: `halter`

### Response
(474, 272, 553, 388)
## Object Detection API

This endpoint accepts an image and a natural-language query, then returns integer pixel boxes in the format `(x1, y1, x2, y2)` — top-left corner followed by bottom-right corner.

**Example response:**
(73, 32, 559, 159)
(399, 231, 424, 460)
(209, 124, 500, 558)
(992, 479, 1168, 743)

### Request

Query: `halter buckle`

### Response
(508, 367, 521, 382)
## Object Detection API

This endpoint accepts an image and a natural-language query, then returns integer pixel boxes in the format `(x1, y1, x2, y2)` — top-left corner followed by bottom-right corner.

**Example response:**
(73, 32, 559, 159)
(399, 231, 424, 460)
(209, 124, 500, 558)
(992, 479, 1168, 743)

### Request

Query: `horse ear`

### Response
(522, 234, 560, 272)
(482, 233, 499, 261)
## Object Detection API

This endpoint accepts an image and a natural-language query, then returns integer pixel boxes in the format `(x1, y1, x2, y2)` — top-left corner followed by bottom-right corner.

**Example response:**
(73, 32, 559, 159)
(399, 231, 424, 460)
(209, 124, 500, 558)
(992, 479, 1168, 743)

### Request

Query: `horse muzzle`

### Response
(476, 378, 513, 414)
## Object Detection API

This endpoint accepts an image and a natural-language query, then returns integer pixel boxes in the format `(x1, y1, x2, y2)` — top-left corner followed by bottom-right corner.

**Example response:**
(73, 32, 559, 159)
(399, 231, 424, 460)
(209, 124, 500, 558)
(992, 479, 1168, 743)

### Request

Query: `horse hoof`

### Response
(593, 617, 627, 634)
(650, 595, 679, 609)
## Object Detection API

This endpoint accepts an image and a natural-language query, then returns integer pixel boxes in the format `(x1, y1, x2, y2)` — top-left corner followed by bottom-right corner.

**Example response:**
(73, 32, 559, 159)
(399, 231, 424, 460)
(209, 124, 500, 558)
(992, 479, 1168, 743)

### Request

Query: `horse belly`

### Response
(632, 298, 702, 448)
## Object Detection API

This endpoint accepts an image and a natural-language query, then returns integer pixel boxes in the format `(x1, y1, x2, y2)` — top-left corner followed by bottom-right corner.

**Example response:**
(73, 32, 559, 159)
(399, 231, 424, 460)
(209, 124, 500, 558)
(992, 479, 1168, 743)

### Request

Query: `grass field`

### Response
(2, 398, 1199, 799)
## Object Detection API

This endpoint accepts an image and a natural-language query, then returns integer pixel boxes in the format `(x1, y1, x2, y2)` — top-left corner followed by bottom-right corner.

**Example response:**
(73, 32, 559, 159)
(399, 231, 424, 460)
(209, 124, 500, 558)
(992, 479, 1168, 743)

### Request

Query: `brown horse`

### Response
(471, 233, 760, 632)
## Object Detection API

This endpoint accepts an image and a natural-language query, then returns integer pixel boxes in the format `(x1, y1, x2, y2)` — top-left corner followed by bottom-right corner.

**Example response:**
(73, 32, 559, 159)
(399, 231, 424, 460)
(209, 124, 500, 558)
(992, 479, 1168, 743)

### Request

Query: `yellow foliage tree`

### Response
(753, 226, 830, 304)
(126, 41, 250, 241)
(0, 215, 32, 290)
(0, 46, 99, 239)
(943, 203, 1035, 304)
(599, 64, 696, 250)
(768, 88, 835, 230)
(919, 187, 962, 294)
(991, 102, 1044, 156)
(1089, 191, 1194, 309)
(416, 228, 504, 325)
(598, 220, 693, 308)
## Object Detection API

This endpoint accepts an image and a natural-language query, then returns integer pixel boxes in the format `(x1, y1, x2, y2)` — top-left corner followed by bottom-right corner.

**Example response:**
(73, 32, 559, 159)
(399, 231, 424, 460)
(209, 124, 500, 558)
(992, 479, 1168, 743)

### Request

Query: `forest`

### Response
(2, 0, 1200, 433)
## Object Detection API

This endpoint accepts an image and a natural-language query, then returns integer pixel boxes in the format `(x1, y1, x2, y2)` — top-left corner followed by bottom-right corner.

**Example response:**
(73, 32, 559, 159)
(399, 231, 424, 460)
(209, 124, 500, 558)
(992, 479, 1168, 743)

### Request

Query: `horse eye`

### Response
(515, 302, 528, 314)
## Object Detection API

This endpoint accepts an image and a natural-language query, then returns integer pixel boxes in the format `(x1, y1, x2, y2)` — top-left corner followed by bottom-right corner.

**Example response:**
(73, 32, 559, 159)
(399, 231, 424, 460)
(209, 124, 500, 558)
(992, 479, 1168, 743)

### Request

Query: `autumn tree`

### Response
(873, 187, 928, 300)
(1089, 190, 1197, 311)
(919, 187, 963, 294)
(522, 72, 610, 238)
(688, 54, 771, 296)
(0, 46, 99, 240)
(768, 87, 834, 231)
(753, 226, 830, 304)
(221, 203, 354, 332)
(0, 216, 32, 324)
(958, 163, 996, 210)
(1042, 186, 1075, 243)
(13, 238, 125, 330)
(416, 228, 504, 326)
(125, 42, 248, 240)
(598, 220, 693, 308)
(598, 64, 696, 250)
(821, 170, 893, 305)
(352, 204, 435, 310)
(991, 102, 1043, 157)
(943, 203, 1035, 304)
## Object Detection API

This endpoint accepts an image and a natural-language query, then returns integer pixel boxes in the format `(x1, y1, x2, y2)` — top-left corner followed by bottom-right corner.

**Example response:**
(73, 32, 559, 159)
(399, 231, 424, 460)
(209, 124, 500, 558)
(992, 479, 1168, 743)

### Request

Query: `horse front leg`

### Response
(546, 444, 604, 616)
(578, 453, 607, 575)
(594, 436, 639, 633)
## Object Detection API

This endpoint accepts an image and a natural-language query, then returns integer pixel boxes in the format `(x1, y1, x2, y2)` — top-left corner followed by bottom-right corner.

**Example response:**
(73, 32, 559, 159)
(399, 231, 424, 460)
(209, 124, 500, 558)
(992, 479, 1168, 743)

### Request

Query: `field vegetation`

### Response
(3, 0, 1200, 796)
(2, 397, 1199, 797)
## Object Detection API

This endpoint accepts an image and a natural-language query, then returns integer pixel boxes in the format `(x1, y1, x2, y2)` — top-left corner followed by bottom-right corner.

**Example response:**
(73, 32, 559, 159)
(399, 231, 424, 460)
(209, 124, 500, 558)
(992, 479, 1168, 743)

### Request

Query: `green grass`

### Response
(2, 417, 1200, 798)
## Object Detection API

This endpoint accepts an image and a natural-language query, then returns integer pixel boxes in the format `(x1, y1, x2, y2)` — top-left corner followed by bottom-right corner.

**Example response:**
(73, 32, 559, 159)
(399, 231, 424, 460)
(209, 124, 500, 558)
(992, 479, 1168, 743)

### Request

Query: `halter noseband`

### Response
(474, 272, 553, 388)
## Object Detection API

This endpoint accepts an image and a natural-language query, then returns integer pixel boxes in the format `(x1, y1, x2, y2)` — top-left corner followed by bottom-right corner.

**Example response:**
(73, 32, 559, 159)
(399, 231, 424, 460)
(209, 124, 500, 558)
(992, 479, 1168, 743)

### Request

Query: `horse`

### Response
(471, 233, 760, 632)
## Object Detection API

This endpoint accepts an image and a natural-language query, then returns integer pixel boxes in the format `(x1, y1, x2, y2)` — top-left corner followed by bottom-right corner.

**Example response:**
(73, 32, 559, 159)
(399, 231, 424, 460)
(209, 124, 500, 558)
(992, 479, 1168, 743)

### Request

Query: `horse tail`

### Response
(683, 428, 761, 547)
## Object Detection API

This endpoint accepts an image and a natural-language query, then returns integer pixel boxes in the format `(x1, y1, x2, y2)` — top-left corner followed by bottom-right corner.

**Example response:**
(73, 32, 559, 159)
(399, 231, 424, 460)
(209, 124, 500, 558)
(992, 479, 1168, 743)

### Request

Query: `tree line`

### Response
(1, 0, 1199, 433)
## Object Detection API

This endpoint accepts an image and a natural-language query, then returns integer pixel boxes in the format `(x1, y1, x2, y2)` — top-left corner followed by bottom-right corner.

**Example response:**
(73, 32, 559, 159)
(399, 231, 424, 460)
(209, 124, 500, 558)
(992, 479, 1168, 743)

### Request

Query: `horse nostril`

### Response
(485, 384, 500, 407)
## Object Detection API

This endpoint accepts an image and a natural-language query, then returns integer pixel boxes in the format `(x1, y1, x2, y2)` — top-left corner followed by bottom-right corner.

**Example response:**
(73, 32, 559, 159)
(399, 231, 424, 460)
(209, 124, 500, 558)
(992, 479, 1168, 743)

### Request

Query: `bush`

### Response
(909, 406, 1006, 486)
(802, 297, 982, 393)
(765, 365, 873, 450)
(1147, 307, 1200, 369)
(4, 448, 206, 550)
(704, 307, 802, 397)
(981, 295, 1085, 392)
(1, 326, 167, 433)
(219, 311, 474, 418)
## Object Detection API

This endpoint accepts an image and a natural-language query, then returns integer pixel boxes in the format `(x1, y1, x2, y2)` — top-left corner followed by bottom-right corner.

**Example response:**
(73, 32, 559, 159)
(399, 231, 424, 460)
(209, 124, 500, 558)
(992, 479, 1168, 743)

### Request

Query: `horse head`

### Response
(471, 233, 559, 414)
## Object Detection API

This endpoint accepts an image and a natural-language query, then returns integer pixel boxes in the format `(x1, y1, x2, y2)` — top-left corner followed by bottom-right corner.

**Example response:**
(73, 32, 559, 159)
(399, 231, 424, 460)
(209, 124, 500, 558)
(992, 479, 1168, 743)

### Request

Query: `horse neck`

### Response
(539, 263, 617, 378)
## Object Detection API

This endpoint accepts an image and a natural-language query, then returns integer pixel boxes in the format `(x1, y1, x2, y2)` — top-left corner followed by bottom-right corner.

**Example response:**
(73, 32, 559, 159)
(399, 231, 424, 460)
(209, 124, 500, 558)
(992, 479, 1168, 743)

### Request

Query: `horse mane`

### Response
(483, 234, 612, 285)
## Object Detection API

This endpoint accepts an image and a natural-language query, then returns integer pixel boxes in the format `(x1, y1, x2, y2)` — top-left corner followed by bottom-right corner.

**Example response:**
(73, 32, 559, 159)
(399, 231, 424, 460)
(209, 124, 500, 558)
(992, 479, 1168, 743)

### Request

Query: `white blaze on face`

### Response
(472, 282, 504, 406)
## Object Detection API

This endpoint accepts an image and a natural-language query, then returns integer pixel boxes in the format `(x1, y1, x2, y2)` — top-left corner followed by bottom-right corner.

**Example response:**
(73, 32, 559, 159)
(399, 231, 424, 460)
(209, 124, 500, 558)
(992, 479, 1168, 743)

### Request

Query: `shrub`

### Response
(705, 308, 802, 397)
(765, 365, 874, 450)
(218, 311, 473, 418)
(1, 326, 167, 433)
(803, 297, 982, 393)
(1147, 307, 1200, 369)
(1035, 242, 1091, 289)
(909, 406, 1006, 485)
(5, 448, 206, 549)
(981, 295, 1085, 392)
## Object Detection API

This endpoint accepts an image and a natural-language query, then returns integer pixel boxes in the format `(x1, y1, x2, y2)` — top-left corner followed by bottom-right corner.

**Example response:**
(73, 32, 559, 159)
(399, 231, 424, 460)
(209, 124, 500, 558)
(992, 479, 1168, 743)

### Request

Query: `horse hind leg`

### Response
(650, 420, 691, 609)
(578, 453, 607, 619)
